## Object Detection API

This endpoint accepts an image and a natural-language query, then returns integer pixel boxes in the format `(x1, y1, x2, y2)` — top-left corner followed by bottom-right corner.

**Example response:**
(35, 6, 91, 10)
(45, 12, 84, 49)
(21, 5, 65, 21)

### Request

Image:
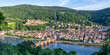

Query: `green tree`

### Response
(54, 48, 67, 55)
(0, 12, 5, 24)
(39, 49, 54, 55)
(0, 12, 5, 30)
(92, 42, 110, 55)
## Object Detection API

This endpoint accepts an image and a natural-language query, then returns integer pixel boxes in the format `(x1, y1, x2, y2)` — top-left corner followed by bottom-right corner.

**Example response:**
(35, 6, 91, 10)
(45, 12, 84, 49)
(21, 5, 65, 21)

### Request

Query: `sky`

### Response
(0, 0, 110, 10)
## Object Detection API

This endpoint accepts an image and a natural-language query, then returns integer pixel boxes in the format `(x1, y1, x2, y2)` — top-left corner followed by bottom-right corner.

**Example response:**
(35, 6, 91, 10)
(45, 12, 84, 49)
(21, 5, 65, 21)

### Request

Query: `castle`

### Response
(25, 19, 48, 25)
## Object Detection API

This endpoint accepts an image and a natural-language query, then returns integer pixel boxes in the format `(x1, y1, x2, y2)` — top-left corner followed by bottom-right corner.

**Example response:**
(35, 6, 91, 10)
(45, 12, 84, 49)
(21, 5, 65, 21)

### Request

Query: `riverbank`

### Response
(0, 35, 103, 46)
(22, 38, 44, 41)
(0, 35, 20, 38)
(0, 35, 44, 41)
(55, 40, 103, 46)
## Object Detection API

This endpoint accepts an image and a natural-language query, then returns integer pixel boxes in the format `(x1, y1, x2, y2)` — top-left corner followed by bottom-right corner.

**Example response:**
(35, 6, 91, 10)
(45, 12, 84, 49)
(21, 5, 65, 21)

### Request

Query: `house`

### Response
(0, 31, 6, 35)
(86, 26, 91, 28)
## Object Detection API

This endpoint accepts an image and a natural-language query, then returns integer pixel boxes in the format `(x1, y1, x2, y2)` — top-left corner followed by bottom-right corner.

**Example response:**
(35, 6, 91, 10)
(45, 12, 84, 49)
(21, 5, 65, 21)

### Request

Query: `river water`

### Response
(0, 37, 100, 55)
(43, 43, 100, 55)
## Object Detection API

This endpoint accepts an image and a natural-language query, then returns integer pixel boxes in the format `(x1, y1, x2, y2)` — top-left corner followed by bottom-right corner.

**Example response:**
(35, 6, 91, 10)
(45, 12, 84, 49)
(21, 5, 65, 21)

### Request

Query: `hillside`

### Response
(0, 4, 88, 24)
(0, 5, 56, 21)
(0, 4, 110, 26)
(74, 8, 110, 26)
(91, 8, 110, 26)
(44, 6, 110, 26)
(43, 6, 77, 12)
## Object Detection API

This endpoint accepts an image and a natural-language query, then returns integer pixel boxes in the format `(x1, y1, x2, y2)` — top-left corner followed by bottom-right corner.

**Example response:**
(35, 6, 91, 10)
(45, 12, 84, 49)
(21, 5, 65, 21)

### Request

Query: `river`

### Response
(43, 43, 100, 55)
(0, 37, 100, 55)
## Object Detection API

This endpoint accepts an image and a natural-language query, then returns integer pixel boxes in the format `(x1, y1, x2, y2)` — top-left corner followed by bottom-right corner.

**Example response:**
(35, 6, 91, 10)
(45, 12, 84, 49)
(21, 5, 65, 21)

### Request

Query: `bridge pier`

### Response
(40, 43, 44, 48)
(48, 40, 51, 44)
(36, 44, 39, 47)
(44, 41, 47, 46)
(35, 39, 55, 48)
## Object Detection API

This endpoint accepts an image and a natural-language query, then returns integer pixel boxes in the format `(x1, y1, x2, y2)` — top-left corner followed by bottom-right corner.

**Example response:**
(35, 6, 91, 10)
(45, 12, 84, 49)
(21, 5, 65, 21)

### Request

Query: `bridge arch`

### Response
(35, 39, 56, 48)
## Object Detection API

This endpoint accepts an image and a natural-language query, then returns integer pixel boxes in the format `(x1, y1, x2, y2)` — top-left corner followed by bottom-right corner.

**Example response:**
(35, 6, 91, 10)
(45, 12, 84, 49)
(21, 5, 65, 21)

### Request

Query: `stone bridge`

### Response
(35, 39, 56, 47)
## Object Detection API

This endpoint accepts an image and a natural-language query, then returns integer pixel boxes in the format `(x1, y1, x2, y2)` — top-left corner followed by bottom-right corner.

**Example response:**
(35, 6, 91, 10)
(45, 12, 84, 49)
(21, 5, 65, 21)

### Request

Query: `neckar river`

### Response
(0, 37, 100, 55)
(43, 43, 100, 55)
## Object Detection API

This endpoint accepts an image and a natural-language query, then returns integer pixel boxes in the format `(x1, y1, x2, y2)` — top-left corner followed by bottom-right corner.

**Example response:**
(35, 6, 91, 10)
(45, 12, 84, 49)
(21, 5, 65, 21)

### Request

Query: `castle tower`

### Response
(68, 26, 71, 33)
(27, 19, 30, 24)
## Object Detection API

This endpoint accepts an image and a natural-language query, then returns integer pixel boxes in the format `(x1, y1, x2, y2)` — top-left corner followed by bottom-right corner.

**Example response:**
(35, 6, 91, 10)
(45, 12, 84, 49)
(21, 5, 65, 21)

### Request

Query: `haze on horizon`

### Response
(0, 0, 110, 10)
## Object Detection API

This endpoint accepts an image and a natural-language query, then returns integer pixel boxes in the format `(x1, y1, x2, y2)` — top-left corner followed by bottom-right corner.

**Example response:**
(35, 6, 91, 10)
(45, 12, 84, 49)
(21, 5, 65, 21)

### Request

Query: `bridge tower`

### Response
(40, 42, 44, 48)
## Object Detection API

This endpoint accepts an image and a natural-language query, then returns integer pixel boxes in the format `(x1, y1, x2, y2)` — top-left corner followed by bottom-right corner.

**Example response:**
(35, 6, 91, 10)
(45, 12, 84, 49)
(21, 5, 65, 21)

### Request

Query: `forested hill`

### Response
(75, 8, 110, 26)
(0, 4, 89, 24)
(45, 6, 110, 26)
(0, 4, 56, 20)
(49, 6, 110, 26)
(90, 8, 110, 26)
(43, 6, 77, 12)
(0, 4, 110, 26)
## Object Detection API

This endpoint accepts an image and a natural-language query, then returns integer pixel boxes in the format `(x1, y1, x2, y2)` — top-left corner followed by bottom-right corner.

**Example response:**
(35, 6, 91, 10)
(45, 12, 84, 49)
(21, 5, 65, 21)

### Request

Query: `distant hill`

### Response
(0, 4, 89, 25)
(74, 8, 110, 26)
(45, 6, 110, 26)
(90, 8, 110, 26)
(43, 6, 77, 12)
(0, 4, 110, 26)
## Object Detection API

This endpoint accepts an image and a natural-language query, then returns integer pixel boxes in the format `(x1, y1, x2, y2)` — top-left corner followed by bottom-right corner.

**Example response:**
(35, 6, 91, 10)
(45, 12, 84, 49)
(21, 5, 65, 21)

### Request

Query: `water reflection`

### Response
(43, 42, 100, 55)
(0, 37, 40, 45)
(0, 37, 100, 55)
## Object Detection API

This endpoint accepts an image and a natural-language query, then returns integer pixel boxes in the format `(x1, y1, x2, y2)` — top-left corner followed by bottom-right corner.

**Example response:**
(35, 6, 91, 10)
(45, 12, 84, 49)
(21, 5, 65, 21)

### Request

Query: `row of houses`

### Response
(8, 26, 108, 43)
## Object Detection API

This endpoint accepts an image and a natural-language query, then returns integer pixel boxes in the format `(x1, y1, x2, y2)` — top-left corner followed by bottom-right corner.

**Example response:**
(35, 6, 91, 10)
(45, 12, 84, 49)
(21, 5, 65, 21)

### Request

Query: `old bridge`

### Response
(35, 39, 56, 47)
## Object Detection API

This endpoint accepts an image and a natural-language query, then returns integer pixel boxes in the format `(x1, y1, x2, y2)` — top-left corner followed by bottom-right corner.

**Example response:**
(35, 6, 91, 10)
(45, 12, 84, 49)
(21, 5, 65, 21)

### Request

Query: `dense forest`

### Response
(43, 6, 77, 12)
(75, 8, 110, 26)
(45, 6, 110, 26)
(0, 12, 5, 30)
(0, 4, 88, 23)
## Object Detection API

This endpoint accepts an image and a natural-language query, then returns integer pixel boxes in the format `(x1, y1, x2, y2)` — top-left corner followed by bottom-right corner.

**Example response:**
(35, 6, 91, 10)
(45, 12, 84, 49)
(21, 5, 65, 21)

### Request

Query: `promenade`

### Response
(0, 35, 44, 41)
(55, 40, 103, 46)
(0, 35, 20, 38)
